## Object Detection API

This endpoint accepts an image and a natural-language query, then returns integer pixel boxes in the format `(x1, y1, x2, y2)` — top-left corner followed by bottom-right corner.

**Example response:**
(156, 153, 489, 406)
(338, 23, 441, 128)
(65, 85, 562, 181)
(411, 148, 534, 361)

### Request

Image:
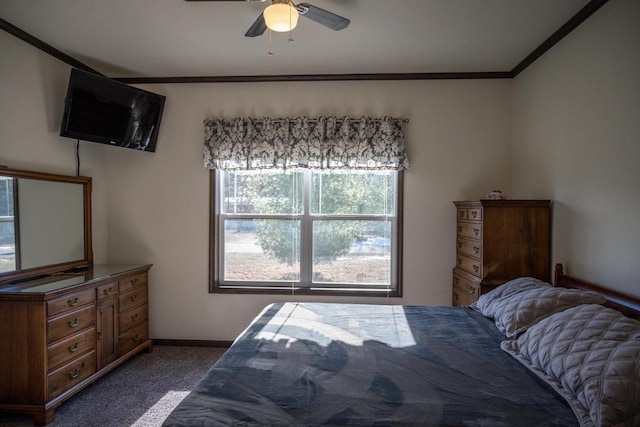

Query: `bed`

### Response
(164, 265, 640, 426)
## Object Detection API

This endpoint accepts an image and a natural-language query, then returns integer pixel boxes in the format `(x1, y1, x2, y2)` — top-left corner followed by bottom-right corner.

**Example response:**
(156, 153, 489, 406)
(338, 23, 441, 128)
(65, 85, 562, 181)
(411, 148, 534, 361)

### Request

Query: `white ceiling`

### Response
(0, 0, 593, 78)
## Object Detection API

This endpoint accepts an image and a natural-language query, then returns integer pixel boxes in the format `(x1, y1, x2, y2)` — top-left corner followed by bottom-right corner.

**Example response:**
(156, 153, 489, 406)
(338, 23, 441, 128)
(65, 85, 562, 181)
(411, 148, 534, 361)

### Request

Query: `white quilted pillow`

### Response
(472, 276, 552, 314)
(480, 285, 605, 338)
(502, 304, 640, 427)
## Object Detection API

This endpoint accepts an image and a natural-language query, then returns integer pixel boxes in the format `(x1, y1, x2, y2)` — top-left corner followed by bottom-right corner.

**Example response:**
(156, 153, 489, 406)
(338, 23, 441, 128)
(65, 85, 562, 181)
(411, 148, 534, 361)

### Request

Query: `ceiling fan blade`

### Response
(295, 3, 350, 31)
(245, 13, 267, 37)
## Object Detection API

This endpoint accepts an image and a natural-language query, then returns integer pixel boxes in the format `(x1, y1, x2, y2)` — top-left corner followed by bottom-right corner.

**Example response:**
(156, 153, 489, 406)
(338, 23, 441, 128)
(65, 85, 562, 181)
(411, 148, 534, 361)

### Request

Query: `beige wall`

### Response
(105, 80, 512, 340)
(512, 0, 640, 297)
(0, 30, 109, 265)
(2, 0, 636, 342)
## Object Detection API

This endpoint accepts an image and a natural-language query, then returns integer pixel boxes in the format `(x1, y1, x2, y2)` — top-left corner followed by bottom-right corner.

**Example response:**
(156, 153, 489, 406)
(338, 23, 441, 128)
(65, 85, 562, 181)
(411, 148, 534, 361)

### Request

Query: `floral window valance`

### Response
(203, 116, 409, 171)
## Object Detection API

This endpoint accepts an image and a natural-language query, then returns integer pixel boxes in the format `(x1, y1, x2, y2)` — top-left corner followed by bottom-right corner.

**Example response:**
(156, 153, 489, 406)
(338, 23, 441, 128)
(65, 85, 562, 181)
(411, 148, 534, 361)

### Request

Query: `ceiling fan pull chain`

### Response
(288, 4, 294, 43)
(267, 29, 274, 56)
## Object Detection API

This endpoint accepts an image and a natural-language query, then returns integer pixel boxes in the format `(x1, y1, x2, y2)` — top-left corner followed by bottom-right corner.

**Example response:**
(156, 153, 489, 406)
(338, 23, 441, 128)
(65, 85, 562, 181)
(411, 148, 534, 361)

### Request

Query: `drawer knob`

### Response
(68, 365, 83, 379)
(457, 226, 462, 233)
(68, 342, 79, 353)
(103, 287, 113, 296)
(131, 313, 139, 322)
(473, 265, 479, 273)
(457, 258, 462, 266)
(68, 297, 79, 307)
(458, 210, 464, 218)
(68, 318, 79, 328)
(473, 228, 480, 236)
(132, 334, 140, 342)
(131, 278, 139, 286)
(457, 241, 462, 249)
(454, 277, 459, 285)
(131, 294, 139, 303)
(473, 246, 480, 254)
(454, 292, 459, 301)
(471, 211, 478, 219)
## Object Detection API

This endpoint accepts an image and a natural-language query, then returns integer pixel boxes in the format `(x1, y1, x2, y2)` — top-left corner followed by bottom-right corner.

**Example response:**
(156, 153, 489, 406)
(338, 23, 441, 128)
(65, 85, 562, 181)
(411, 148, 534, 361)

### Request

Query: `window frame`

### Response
(209, 169, 403, 297)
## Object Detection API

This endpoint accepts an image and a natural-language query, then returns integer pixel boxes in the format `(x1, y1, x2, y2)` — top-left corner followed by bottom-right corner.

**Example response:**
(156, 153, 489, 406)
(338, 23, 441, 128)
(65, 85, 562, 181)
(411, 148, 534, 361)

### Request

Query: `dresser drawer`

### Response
(119, 304, 148, 332)
(96, 282, 118, 301)
(48, 328, 96, 371)
(47, 350, 96, 400)
(48, 306, 95, 344)
(452, 269, 480, 299)
(456, 254, 482, 278)
(47, 289, 95, 317)
(457, 207, 483, 221)
(119, 321, 149, 356)
(457, 221, 482, 240)
(468, 208, 482, 221)
(452, 286, 477, 306)
(456, 238, 482, 259)
(119, 286, 148, 313)
(119, 273, 148, 294)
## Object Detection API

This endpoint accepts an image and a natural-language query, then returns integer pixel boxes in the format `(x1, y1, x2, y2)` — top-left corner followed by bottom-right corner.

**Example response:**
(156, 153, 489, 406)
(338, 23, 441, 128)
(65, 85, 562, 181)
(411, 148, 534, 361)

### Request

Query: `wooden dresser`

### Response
(0, 264, 152, 425)
(452, 200, 551, 306)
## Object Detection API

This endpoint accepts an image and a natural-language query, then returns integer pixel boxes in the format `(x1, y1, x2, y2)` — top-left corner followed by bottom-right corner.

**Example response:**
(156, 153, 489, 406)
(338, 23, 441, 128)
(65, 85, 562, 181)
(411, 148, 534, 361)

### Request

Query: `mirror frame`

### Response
(0, 166, 92, 284)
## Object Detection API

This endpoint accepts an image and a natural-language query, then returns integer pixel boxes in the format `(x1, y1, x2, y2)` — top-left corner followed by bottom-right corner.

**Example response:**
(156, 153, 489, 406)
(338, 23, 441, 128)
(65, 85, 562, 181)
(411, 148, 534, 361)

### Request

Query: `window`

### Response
(204, 115, 409, 296)
(210, 169, 403, 296)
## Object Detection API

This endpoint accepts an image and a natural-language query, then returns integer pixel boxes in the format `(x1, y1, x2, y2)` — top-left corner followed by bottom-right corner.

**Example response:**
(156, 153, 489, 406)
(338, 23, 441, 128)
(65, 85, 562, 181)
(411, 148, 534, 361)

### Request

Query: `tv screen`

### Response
(60, 69, 165, 152)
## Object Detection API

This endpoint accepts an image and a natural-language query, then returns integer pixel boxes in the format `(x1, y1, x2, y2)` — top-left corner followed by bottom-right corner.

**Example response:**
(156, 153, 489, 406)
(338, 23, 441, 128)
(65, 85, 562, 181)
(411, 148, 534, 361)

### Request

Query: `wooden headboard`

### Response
(554, 263, 640, 320)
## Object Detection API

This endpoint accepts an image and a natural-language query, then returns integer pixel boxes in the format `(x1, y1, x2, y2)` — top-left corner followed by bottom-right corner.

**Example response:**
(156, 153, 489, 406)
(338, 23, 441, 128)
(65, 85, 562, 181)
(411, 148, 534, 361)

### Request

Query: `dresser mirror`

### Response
(0, 166, 92, 284)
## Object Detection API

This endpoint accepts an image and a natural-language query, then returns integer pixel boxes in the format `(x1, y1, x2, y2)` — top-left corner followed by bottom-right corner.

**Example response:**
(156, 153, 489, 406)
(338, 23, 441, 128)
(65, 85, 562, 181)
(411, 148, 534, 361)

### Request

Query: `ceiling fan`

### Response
(185, 0, 350, 37)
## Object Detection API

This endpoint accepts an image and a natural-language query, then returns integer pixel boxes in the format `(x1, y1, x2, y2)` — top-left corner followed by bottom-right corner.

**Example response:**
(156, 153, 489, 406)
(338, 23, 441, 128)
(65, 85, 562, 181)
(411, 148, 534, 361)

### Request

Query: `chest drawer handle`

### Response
(473, 265, 479, 273)
(453, 277, 459, 285)
(131, 294, 139, 303)
(471, 211, 478, 219)
(457, 226, 462, 233)
(457, 258, 462, 266)
(103, 287, 113, 296)
(68, 297, 79, 307)
(68, 318, 79, 328)
(68, 342, 79, 353)
(68, 365, 83, 379)
(131, 278, 139, 287)
(473, 246, 480, 254)
(473, 228, 480, 236)
(131, 313, 139, 322)
(131, 333, 140, 342)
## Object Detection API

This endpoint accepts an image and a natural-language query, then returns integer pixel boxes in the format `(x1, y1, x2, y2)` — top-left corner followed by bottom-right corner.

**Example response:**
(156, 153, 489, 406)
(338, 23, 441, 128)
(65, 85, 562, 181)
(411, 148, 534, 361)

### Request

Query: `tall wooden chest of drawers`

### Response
(0, 264, 152, 425)
(452, 200, 551, 306)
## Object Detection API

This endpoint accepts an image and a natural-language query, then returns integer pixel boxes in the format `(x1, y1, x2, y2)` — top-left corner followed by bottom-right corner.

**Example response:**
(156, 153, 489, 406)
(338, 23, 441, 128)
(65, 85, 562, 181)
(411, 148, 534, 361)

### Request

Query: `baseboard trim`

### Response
(153, 339, 232, 348)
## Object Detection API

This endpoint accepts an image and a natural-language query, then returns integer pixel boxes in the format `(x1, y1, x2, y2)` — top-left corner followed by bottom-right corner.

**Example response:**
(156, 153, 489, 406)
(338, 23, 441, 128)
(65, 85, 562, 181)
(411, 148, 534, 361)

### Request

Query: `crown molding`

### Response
(510, 0, 608, 76)
(114, 71, 513, 84)
(0, 17, 105, 77)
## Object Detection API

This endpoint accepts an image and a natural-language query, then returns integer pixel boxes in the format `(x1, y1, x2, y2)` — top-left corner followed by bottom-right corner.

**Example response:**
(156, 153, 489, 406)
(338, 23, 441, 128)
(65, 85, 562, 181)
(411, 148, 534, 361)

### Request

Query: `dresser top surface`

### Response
(454, 200, 551, 208)
(0, 264, 151, 296)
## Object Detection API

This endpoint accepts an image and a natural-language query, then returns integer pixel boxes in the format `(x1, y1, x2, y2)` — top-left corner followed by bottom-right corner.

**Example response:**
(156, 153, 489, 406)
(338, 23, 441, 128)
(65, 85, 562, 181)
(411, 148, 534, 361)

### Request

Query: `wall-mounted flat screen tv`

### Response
(60, 69, 166, 152)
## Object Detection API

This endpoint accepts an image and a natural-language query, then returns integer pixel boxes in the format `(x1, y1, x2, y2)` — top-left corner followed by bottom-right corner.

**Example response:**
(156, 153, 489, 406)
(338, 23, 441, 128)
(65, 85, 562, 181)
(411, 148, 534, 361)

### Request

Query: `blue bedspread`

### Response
(164, 303, 578, 426)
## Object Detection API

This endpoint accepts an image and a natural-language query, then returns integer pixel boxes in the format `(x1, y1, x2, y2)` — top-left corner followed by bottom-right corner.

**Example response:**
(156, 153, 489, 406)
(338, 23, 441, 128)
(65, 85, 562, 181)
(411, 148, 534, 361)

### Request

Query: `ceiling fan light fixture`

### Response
(263, 3, 299, 32)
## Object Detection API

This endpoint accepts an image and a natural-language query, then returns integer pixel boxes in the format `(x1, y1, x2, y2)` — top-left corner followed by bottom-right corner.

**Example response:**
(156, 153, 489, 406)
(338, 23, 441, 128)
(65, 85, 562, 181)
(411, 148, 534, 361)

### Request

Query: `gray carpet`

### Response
(0, 346, 227, 427)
